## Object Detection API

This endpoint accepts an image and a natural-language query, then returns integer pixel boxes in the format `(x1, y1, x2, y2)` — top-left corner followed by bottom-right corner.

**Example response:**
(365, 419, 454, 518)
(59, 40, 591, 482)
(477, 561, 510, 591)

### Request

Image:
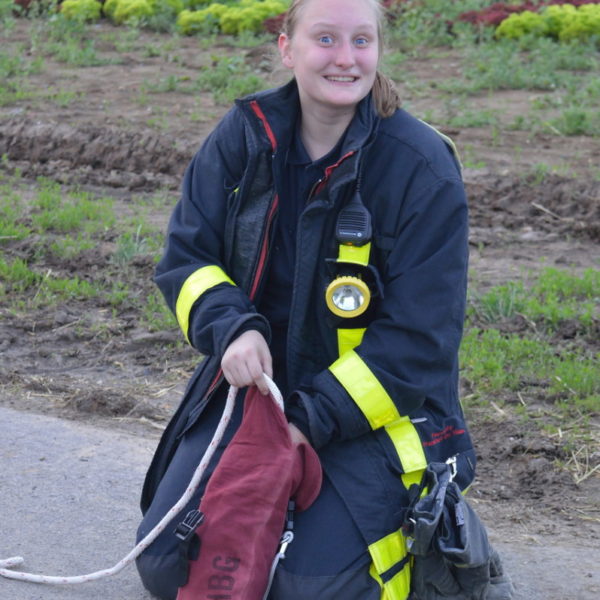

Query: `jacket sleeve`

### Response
(155, 108, 270, 356)
(286, 174, 469, 449)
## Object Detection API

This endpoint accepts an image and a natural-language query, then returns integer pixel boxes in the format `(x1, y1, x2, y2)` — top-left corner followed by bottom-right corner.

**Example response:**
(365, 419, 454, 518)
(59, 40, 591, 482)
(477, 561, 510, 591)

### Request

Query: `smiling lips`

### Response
(326, 76, 358, 82)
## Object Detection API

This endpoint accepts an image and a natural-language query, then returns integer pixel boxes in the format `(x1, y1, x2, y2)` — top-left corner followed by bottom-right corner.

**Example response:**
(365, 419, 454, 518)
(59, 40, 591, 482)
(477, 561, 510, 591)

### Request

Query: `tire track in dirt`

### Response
(0, 117, 192, 190)
(2, 117, 599, 240)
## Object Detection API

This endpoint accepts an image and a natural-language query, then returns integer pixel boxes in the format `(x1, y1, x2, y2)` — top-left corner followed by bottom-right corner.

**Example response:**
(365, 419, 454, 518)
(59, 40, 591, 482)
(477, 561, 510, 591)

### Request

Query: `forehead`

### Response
(298, 0, 379, 30)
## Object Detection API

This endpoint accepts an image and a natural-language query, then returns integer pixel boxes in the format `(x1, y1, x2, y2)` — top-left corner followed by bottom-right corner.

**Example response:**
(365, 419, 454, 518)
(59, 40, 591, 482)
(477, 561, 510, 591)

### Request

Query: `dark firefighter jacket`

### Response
(142, 79, 477, 599)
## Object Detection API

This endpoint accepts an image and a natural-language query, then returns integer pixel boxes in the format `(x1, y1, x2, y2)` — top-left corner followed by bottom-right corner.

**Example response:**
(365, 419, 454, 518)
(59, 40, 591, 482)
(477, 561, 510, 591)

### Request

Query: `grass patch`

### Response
(0, 178, 169, 321)
(29, 180, 115, 234)
(468, 267, 599, 334)
(142, 288, 178, 332)
(0, 256, 100, 307)
(196, 55, 265, 105)
(462, 266, 600, 456)
(429, 36, 600, 137)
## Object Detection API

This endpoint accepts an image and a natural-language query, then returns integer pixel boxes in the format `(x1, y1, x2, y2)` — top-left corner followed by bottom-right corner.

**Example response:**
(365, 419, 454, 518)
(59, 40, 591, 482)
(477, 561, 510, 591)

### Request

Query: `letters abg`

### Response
(206, 555, 240, 599)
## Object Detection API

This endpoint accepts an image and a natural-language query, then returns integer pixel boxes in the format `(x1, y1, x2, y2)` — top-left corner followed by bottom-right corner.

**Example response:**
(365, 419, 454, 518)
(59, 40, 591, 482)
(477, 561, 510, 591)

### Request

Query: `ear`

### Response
(278, 33, 294, 69)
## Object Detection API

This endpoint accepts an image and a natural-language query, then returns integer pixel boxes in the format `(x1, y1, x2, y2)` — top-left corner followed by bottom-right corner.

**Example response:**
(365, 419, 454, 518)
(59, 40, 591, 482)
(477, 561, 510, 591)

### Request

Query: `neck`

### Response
(299, 103, 356, 161)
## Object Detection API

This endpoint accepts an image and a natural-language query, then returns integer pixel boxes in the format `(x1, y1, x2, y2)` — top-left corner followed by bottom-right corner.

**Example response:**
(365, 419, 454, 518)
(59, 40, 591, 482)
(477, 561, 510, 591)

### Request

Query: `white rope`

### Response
(0, 376, 284, 586)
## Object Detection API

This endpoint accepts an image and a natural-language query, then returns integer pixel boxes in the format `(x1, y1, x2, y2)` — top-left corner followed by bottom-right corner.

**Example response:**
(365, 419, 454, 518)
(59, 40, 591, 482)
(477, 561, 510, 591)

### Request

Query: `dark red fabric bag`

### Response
(177, 387, 323, 600)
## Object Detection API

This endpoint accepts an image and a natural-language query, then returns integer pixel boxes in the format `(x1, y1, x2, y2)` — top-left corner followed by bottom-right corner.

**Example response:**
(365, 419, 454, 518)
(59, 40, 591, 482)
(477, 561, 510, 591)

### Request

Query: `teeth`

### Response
(327, 76, 355, 82)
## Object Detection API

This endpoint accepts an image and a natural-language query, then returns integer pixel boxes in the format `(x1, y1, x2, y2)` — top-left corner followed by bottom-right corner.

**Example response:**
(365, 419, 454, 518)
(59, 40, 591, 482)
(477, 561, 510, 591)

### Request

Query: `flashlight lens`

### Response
(332, 285, 364, 312)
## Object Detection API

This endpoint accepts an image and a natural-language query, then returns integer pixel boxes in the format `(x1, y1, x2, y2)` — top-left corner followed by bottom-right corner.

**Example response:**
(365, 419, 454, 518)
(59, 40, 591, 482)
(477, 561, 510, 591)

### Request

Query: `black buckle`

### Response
(285, 500, 296, 532)
(174, 509, 204, 542)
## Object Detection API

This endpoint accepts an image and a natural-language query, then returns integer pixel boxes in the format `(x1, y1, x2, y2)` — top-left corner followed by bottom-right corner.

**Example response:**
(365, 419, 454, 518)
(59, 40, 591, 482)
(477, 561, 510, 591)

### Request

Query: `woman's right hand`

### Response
(221, 330, 273, 395)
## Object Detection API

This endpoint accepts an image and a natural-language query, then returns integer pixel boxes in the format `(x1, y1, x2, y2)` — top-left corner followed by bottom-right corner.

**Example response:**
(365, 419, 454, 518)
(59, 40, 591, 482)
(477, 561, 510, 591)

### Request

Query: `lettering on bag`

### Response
(422, 425, 465, 447)
(206, 555, 240, 599)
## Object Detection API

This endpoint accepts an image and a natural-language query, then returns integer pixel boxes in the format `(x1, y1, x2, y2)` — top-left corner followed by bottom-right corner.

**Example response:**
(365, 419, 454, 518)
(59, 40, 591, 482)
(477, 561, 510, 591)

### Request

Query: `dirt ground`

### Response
(1, 19, 599, 585)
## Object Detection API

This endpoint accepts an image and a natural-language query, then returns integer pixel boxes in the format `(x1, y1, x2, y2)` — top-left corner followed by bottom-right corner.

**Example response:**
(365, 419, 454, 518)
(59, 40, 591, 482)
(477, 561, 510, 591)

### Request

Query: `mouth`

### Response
(325, 76, 358, 83)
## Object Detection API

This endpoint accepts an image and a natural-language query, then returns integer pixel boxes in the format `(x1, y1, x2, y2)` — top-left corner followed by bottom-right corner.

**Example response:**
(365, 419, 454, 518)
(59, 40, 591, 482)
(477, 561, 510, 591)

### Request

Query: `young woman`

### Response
(136, 0, 477, 598)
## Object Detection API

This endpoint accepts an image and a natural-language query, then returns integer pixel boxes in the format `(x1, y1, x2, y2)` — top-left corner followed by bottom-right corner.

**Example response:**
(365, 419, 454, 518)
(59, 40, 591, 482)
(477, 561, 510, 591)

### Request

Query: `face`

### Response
(279, 0, 379, 117)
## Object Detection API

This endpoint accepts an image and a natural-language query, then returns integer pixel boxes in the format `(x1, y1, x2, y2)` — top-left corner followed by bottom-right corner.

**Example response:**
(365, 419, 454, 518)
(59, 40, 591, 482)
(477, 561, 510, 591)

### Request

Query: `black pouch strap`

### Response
(173, 509, 204, 587)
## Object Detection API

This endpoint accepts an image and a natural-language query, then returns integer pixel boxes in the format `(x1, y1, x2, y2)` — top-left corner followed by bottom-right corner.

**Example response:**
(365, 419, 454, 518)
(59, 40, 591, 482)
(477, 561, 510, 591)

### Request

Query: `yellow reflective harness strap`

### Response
(386, 419, 428, 475)
(338, 242, 371, 265)
(401, 468, 425, 491)
(329, 350, 401, 430)
(368, 531, 411, 600)
(329, 351, 428, 474)
(336, 328, 366, 356)
(175, 265, 235, 343)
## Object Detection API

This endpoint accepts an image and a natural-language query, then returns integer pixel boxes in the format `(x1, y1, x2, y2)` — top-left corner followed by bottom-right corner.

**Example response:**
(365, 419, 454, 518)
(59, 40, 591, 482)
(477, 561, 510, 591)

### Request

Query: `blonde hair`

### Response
(281, 0, 401, 118)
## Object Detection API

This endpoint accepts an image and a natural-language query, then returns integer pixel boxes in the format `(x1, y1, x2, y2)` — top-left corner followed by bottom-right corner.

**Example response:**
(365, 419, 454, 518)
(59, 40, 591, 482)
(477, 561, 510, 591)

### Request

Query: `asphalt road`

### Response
(0, 406, 598, 600)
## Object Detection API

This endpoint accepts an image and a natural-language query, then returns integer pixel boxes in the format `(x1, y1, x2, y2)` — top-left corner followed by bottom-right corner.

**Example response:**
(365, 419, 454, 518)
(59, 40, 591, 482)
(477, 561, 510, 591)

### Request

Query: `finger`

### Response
(261, 351, 273, 380)
(222, 361, 252, 389)
(247, 360, 269, 395)
(255, 373, 270, 395)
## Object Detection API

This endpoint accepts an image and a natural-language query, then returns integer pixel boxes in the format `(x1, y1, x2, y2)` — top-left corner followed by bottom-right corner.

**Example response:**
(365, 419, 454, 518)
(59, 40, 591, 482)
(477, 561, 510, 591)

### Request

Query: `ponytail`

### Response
(372, 70, 401, 118)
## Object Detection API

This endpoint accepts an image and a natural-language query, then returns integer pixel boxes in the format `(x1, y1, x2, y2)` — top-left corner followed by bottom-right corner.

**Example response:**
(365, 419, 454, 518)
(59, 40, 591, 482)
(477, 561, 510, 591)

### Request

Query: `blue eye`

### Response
(319, 35, 333, 45)
(355, 37, 369, 47)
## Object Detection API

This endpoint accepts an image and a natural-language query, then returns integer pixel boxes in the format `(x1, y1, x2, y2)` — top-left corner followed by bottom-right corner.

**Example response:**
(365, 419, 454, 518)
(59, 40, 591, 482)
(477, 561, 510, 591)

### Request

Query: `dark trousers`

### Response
(135, 390, 381, 600)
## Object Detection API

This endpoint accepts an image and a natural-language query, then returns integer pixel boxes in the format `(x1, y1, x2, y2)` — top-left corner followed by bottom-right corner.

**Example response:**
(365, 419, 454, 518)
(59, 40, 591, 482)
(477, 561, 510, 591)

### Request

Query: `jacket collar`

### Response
(237, 79, 379, 159)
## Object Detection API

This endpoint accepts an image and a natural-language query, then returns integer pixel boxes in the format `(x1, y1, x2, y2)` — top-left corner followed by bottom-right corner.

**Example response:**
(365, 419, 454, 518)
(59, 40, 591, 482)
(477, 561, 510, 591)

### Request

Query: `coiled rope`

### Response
(0, 376, 284, 585)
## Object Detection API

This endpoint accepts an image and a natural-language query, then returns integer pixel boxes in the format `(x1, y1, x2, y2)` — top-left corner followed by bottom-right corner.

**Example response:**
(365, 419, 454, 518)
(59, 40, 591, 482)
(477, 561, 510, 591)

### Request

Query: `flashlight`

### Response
(325, 275, 371, 318)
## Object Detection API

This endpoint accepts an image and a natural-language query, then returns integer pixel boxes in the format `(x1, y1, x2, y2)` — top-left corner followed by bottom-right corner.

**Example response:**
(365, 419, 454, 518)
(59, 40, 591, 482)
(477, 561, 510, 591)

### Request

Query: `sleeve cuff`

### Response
(285, 400, 313, 444)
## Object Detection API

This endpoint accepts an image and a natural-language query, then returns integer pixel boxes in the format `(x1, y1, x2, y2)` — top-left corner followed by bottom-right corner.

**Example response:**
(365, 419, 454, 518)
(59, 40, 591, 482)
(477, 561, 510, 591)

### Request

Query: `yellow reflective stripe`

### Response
(329, 350, 426, 475)
(329, 350, 400, 430)
(368, 532, 411, 600)
(338, 242, 371, 266)
(384, 567, 411, 600)
(401, 468, 425, 491)
(337, 328, 366, 356)
(386, 418, 428, 474)
(175, 265, 235, 342)
(369, 530, 407, 575)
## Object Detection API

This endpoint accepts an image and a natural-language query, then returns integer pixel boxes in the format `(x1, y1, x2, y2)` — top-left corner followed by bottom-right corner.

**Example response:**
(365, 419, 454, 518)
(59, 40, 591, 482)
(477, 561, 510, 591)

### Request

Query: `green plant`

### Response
(0, 256, 99, 306)
(104, 0, 184, 25)
(469, 281, 525, 322)
(226, 30, 273, 48)
(177, 0, 286, 36)
(549, 107, 600, 136)
(447, 108, 500, 129)
(219, 0, 287, 35)
(140, 74, 194, 94)
(111, 225, 150, 266)
(495, 11, 548, 40)
(30, 184, 115, 233)
(495, 4, 600, 44)
(0, 0, 16, 22)
(60, 0, 103, 22)
(195, 54, 265, 103)
(176, 4, 230, 35)
(469, 267, 600, 335)
(0, 185, 30, 242)
(559, 5, 600, 42)
(49, 234, 96, 259)
(437, 36, 598, 97)
(142, 288, 178, 331)
(46, 87, 83, 107)
(0, 257, 40, 295)
(107, 0, 153, 24)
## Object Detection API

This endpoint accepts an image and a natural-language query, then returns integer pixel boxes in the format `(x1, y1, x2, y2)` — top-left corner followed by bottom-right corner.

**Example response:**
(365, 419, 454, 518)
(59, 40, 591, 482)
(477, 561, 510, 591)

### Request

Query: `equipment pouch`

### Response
(402, 462, 514, 600)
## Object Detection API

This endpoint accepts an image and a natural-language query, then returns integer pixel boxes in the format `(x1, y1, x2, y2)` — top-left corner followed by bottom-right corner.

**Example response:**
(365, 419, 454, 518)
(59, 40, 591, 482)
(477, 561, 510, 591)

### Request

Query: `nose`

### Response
(334, 40, 355, 68)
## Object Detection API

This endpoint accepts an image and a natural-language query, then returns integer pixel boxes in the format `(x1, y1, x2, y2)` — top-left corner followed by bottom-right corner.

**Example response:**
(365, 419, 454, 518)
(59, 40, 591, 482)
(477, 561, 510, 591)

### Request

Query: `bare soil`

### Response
(1, 19, 599, 583)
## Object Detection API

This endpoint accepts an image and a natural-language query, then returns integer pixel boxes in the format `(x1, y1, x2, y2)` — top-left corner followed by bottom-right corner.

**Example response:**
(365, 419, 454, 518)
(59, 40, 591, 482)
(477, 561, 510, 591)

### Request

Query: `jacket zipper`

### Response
(249, 193, 279, 302)
(203, 101, 280, 400)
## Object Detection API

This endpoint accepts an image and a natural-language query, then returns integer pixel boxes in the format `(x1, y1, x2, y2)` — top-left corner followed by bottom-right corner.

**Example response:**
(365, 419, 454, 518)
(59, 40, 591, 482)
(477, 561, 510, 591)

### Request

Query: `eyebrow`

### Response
(308, 22, 377, 33)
